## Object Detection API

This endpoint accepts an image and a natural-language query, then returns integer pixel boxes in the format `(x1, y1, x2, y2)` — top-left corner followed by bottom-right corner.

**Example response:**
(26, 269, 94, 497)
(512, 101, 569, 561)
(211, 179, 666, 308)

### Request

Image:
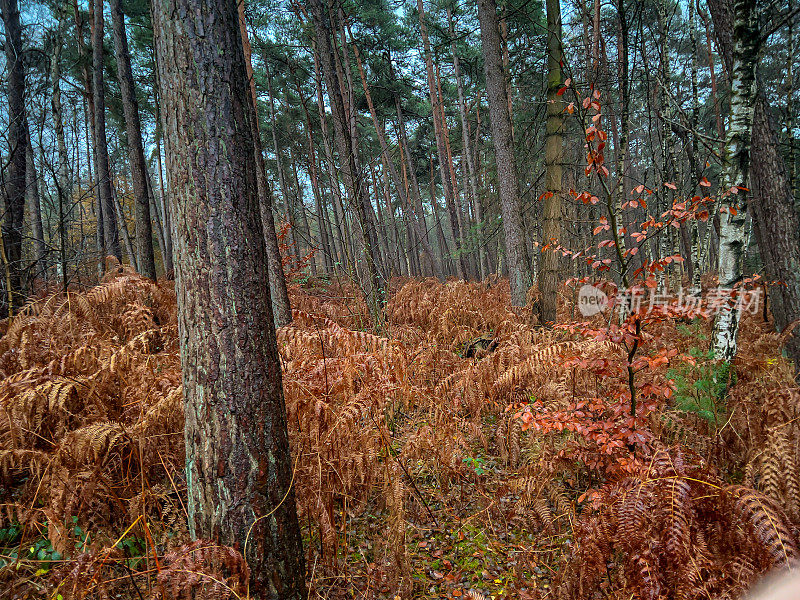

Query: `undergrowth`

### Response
(0, 270, 798, 599)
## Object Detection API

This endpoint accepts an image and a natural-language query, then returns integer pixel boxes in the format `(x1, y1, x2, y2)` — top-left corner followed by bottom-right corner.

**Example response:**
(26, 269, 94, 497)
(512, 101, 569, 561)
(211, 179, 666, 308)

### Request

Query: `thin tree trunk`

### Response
(146, 170, 168, 272)
(418, 0, 466, 279)
(92, 0, 122, 262)
(349, 32, 442, 279)
(110, 0, 157, 279)
(477, 0, 532, 306)
(151, 56, 175, 277)
(290, 148, 316, 275)
(614, 0, 630, 266)
(448, 8, 486, 281)
(26, 130, 47, 282)
(113, 178, 136, 265)
(394, 86, 442, 278)
(152, 1, 306, 596)
(92, 0, 122, 263)
(73, 0, 103, 274)
(265, 67, 299, 272)
(298, 88, 334, 274)
(312, 43, 352, 274)
(689, 0, 702, 292)
(237, 6, 293, 324)
(430, 157, 452, 274)
(51, 5, 70, 292)
(309, 0, 384, 325)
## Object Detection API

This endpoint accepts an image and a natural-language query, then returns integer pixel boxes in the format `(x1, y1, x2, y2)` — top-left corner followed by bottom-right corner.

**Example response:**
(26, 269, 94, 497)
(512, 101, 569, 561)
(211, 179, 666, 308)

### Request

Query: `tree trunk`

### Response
(394, 88, 442, 278)
(349, 32, 442, 280)
(152, 1, 306, 596)
(417, 0, 467, 279)
(298, 89, 334, 274)
(688, 0, 702, 292)
(152, 63, 175, 277)
(113, 177, 137, 265)
(309, 0, 384, 325)
(236, 4, 293, 324)
(110, 0, 157, 279)
(1, 0, 27, 315)
(265, 68, 299, 271)
(614, 0, 630, 266)
(290, 148, 316, 275)
(92, 0, 122, 263)
(448, 8, 486, 281)
(26, 130, 47, 282)
(540, 0, 563, 326)
(709, 0, 800, 370)
(312, 43, 353, 274)
(708, 0, 760, 361)
(50, 5, 70, 292)
(477, 0, 532, 306)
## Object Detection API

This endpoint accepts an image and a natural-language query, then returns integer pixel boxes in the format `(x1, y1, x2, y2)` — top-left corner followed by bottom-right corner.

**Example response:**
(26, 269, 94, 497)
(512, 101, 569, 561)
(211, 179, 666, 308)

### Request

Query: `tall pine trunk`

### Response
(26, 129, 47, 282)
(309, 0, 384, 326)
(92, 0, 122, 263)
(110, 0, 157, 279)
(237, 1, 293, 325)
(50, 5, 70, 292)
(448, 8, 486, 281)
(152, 0, 306, 596)
(477, 0, 532, 306)
(418, 0, 467, 279)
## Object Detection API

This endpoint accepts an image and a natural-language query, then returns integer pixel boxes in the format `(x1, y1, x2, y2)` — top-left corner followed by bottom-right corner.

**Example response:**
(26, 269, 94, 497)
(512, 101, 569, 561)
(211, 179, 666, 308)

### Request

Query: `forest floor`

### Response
(1, 269, 798, 600)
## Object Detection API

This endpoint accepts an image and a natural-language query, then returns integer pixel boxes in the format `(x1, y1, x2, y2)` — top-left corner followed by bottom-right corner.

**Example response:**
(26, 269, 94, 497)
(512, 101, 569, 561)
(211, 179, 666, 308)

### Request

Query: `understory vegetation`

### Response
(1, 270, 798, 599)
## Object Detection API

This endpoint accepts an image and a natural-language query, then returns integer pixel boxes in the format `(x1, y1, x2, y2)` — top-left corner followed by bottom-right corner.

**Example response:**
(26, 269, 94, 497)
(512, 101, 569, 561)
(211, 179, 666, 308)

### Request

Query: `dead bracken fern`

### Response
(559, 447, 799, 600)
(1, 274, 799, 600)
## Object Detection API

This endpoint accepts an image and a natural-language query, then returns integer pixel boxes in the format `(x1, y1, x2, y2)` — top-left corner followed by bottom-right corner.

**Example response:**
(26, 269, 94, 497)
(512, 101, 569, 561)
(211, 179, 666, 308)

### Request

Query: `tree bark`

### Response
(152, 0, 306, 596)
(109, 0, 157, 279)
(540, 0, 564, 326)
(1, 0, 27, 315)
(477, 0, 532, 306)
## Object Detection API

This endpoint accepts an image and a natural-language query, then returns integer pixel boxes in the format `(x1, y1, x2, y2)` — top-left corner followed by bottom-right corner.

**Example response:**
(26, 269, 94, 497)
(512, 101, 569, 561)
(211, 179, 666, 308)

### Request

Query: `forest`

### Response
(1, 0, 800, 597)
